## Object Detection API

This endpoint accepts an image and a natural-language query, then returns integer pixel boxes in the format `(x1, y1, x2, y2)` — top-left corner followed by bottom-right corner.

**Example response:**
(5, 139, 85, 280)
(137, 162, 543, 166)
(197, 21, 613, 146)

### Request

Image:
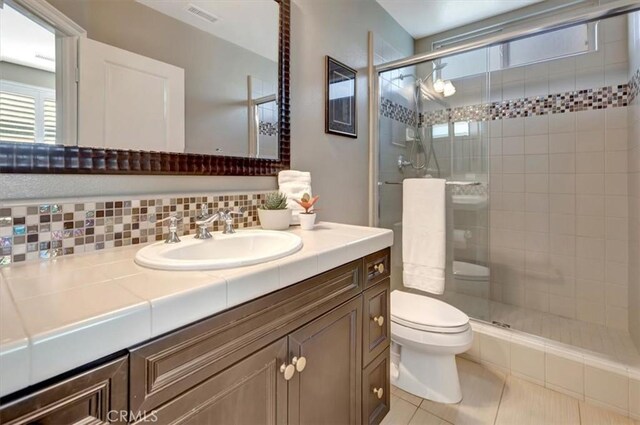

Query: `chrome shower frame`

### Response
(368, 0, 640, 226)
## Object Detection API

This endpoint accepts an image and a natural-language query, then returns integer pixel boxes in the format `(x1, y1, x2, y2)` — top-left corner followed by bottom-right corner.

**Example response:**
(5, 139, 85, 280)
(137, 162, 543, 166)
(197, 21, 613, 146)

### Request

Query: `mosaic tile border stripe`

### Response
(259, 121, 278, 136)
(0, 193, 269, 266)
(420, 83, 630, 126)
(380, 97, 417, 126)
(630, 68, 639, 104)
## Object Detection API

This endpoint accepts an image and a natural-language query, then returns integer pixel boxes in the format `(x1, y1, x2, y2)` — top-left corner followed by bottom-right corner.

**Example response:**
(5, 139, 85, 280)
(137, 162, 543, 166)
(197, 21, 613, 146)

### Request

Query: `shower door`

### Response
(377, 48, 492, 319)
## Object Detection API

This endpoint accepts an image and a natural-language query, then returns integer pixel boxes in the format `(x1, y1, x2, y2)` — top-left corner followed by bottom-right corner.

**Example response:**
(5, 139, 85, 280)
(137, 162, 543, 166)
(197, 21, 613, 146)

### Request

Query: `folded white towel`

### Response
(402, 178, 446, 294)
(278, 170, 312, 224)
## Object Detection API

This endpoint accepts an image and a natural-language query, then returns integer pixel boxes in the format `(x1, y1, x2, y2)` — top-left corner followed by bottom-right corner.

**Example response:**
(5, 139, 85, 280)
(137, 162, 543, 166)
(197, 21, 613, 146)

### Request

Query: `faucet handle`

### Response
(197, 204, 210, 220)
(152, 213, 182, 225)
(221, 207, 246, 217)
(151, 214, 182, 244)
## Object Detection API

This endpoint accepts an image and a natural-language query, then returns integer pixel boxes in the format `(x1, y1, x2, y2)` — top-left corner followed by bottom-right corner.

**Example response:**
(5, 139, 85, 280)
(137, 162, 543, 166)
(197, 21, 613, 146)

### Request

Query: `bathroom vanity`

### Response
(0, 224, 392, 425)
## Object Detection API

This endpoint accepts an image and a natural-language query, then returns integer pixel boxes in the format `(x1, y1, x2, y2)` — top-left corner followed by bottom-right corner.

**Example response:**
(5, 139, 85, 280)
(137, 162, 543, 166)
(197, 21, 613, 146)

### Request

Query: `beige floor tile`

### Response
(579, 401, 635, 425)
(420, 358, 506, 425)
(495, 375, 580, 425)
(408, 408, 452, 425)
(392, 385, 423, 406)
(382, 395, 419, 425)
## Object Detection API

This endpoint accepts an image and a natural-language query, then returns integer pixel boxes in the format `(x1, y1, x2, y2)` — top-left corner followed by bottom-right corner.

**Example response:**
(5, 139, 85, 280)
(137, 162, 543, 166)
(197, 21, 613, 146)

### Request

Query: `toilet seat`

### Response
(391, 290, 470, 334)
(453, 261, 490, 282)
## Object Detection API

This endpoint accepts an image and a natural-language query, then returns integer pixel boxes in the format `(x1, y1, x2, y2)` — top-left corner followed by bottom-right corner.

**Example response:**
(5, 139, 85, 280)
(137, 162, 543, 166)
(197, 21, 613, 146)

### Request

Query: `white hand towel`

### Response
(402, 178, 446, 294)
(278, 170, 312, 224)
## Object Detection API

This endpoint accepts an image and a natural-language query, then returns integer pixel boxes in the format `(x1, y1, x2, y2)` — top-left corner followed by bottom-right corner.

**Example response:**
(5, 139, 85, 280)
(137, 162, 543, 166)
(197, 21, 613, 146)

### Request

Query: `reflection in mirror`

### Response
(0, 0, 280, 159)
(0, 3, 57, 145)
(247, 75, 278, 159)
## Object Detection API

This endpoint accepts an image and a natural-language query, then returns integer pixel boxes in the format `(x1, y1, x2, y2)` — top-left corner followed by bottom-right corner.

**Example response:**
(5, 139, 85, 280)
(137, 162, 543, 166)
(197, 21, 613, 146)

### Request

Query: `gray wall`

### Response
(0, 62, 55, 89)
(2, 0, 413, 217)
(290, 0, 413, 225)
(47, 0, 277, 157)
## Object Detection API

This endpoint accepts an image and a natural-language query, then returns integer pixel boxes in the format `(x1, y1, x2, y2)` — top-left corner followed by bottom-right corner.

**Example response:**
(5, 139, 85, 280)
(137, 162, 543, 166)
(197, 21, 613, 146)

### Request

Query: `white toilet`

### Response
(390, 290, 473, 404)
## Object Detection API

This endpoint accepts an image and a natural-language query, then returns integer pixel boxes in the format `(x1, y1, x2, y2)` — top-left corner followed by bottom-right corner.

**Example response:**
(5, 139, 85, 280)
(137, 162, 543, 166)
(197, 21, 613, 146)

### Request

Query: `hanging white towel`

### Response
(278, 170, 312, 224)
(402, 178, 446, 294)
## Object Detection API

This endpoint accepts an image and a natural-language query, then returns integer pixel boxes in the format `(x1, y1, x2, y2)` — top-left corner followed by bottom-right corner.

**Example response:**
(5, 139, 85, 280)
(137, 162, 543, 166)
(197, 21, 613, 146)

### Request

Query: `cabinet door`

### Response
(363, 279, 390, 366)
(362, 351, 390, 425)
(288, 297, 362, 425)
(145, 337, 288, 425)
(0, 356, 128, 425)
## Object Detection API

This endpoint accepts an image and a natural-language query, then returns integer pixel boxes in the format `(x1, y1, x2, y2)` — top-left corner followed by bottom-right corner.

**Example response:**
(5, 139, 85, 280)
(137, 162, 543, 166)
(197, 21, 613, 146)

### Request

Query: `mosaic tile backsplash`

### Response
(0, 192, 269, 266)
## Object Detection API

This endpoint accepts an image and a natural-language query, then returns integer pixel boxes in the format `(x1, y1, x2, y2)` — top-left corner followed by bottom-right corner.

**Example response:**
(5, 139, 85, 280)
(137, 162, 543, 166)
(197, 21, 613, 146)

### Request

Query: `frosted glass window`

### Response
(432, 123, 449, 139)
(454, 121, 469, 137)
(505, 23, 596, 67)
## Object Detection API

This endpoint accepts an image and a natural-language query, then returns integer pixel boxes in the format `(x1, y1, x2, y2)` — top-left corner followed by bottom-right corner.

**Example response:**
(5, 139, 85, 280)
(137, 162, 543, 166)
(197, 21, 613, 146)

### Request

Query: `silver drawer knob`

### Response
(374, 263, 385, 273)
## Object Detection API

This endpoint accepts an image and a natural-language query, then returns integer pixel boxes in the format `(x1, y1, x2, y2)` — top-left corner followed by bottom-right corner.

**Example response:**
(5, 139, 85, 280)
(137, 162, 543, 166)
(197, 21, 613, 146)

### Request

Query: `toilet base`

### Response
(391, 345, 463, 404)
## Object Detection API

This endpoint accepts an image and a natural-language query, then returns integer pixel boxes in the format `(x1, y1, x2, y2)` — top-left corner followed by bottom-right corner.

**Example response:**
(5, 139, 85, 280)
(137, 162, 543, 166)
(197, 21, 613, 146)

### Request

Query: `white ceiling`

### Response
(0, 4, 56, 72)
(375, 0, 545, 39)
(136, 0, 278, 62)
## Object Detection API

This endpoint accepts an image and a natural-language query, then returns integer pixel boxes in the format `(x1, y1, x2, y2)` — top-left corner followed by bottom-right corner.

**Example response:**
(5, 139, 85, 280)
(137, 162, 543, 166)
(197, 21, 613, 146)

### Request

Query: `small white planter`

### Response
(299, 213, 316, 230)
(258, 208, 292, 230)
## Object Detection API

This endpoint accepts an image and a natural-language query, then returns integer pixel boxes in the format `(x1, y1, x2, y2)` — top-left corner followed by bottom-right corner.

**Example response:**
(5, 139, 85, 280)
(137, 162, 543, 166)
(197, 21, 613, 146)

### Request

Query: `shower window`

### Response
(431, 123, 449, 139)
(435, 22, 598, 81)
(502, 22, 598, 67)
(453, 122, 469, 137)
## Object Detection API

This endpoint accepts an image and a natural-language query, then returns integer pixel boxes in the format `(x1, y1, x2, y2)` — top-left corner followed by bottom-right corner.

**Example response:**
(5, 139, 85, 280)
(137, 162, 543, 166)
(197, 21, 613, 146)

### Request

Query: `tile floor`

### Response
(383, 358, 640, 425)
(437, 291, 640, 366)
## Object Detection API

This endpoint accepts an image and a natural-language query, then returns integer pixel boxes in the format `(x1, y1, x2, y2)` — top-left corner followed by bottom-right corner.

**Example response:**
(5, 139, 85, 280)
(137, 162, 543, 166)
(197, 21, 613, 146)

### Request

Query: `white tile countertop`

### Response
(0, 222, 393, 397)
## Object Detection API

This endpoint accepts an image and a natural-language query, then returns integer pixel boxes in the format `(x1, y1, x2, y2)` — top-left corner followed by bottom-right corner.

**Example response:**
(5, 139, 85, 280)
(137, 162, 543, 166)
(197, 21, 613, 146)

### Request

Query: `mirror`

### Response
(0, 0, 287, 167)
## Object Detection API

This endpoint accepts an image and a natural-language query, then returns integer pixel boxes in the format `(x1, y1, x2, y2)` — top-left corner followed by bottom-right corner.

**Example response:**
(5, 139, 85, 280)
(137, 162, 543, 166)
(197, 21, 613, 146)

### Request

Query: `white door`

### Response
(78, 38, 185, 152)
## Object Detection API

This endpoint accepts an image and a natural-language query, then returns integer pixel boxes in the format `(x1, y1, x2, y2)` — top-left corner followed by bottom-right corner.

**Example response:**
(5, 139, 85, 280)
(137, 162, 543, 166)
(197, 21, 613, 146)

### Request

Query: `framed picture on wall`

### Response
(325, 56, 357, 138)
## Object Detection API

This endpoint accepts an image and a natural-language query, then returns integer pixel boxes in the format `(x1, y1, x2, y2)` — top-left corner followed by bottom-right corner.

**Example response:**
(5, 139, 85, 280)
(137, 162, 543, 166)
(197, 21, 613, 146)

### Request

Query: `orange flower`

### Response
(293, 193, 319, 214)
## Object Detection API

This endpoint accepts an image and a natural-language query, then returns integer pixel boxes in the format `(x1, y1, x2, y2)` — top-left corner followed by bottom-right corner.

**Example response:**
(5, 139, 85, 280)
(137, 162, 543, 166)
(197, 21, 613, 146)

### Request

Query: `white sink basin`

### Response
(135, 230, 303, 271)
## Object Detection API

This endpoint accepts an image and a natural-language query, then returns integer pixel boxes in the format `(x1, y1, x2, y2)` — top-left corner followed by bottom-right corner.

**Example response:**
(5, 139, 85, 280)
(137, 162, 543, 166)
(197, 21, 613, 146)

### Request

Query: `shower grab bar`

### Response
(383, 180, 482, 186)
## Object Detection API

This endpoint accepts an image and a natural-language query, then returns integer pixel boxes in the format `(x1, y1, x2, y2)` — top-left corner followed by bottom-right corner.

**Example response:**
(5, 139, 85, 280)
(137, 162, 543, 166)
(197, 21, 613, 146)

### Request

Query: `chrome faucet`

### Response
(194, 205, 220, 239)
(194, 205, 246, 239)
(154, 214, 182, 244)
(218, 208, 246, 234)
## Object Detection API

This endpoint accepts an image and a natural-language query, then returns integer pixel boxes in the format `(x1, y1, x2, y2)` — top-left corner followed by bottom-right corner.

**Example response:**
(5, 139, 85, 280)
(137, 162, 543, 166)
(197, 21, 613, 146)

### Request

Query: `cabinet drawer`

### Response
(130, 259, 363, 414)
(0, 355, 128, 425)
(362, 350, 390, 425)
(364, 248, 390, 288)
(363, 279, 390, 366)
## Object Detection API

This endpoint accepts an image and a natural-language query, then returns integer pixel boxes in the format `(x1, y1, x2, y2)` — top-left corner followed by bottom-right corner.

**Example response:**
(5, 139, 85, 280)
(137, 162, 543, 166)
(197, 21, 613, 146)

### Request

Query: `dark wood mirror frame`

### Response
(0, 0, 290, 176)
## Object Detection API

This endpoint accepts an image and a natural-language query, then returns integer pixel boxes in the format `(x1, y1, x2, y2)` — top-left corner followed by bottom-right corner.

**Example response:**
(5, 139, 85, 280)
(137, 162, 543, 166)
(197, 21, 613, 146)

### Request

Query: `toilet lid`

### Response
(391, 290, 469, 333)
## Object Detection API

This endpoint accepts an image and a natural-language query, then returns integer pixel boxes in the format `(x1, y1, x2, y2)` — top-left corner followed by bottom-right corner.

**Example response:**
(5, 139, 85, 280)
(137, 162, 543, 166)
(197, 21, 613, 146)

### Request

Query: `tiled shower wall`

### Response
(489, 15, 632, 330)
(0, 192, 268, 265)
(628, 11, 640, 348)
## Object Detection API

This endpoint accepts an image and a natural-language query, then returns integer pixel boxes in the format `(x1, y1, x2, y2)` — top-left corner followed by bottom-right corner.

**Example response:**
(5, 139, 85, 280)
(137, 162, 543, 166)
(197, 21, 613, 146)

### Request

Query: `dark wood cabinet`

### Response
(288, 297, 362, 425)
(362, 351, 390, 425)
(0, 248, 392, 425)
(0, 356, 128, 425)
(145, 338, 288, 425)
(363, 279, 391, 366)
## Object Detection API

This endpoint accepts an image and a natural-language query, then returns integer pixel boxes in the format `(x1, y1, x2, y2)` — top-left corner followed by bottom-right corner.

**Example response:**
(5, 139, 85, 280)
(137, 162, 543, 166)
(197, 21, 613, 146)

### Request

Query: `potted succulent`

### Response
(294, 193, 319, 230)
(258, 192, 292, 230)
